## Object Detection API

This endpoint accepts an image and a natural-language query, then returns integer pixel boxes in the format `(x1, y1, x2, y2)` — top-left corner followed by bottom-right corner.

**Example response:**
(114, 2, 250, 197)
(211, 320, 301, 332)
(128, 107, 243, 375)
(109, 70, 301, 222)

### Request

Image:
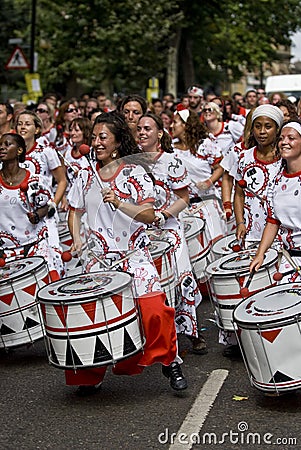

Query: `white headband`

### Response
(176, 109, 190, 123)
(187, 86, 204, 97)
(252, 104, 284, 128)
(282, 121, 301, 136)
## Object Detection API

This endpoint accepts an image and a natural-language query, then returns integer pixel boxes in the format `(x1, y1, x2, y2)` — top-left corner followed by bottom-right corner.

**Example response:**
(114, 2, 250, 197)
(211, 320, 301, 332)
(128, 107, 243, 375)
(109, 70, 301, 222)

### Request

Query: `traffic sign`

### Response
(5, 46, 29, 70)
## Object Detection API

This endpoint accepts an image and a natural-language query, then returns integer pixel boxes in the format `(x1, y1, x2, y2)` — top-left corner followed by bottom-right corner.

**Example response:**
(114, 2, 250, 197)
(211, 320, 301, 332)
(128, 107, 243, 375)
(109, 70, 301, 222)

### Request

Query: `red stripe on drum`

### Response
(45, 307, 137, 333)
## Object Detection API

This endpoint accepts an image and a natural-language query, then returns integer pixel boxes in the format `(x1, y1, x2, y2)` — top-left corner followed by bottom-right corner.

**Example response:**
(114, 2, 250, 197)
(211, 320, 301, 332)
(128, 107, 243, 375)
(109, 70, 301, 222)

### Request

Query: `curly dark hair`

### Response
(275, 99, 298, 122)
(92, 111, 141, 158)
(184, 111, 209, 154)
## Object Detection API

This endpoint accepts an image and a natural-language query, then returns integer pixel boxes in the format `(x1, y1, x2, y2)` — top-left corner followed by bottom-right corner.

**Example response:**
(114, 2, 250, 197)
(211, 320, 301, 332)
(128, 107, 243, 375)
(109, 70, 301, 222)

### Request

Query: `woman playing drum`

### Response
(0, 133, 58, 274)
(137, 113, 207, 354)
(67, 111, 184, 395)
(250, 119, 301, 280)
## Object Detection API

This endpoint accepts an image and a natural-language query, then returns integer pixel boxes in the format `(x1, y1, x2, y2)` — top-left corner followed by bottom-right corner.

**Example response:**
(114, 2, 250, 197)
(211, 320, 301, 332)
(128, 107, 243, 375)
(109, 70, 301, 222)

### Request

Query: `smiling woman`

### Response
(250, 119, 301, 283)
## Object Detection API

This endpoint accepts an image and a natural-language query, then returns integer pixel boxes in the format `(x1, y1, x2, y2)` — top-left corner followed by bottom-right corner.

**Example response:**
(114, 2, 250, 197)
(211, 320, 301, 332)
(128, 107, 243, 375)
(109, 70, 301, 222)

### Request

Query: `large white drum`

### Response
(37, 271, 145, 369)
(233, 283, 301, 394)
(149, 239, 176, 308)
(0, 257, 49, 348)
(206, 248, 278, 331)
(183, 216, 211, 283)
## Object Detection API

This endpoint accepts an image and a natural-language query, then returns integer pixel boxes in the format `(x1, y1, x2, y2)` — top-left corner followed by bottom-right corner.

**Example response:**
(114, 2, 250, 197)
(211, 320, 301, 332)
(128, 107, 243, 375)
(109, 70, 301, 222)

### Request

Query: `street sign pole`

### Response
(30, 0, 36, 73)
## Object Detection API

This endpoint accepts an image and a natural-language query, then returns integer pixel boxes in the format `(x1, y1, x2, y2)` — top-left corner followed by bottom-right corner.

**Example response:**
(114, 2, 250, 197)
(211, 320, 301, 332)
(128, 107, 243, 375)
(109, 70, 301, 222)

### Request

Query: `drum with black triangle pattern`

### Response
(37, 271, 145, 369)
(233, 282, 301, 393)
(0, 257, 49, 348)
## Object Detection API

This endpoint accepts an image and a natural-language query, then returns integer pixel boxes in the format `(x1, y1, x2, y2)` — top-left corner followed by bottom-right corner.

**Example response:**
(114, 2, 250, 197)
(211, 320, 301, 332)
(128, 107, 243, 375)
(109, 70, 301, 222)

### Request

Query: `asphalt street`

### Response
(1, 295, 300, 450)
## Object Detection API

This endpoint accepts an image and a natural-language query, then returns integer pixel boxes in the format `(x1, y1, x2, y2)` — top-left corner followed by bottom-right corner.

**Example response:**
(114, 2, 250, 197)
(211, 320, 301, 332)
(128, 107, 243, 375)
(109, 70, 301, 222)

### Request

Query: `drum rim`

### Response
(37, 271, 133, 304)
(233, 282, 301, 326)
(0, 256, 46, 285)
(206, 248, 278, 276)
(183, 217, 206, 239)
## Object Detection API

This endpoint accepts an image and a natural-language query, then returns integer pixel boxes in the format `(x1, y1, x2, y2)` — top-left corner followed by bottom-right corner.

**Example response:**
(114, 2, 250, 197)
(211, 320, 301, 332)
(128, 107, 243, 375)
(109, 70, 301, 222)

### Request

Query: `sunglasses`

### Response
(203, 108, 214, 113)
(66, 108, 78, 113)
(36, 108, 48, 113)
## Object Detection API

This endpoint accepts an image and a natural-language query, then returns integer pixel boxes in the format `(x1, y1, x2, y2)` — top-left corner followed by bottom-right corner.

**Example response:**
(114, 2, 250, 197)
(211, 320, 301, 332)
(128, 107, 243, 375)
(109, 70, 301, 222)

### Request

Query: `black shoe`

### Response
(222, 345, 241, 358)
(162, 362, 188, 391)
(75, 383, 102, 397)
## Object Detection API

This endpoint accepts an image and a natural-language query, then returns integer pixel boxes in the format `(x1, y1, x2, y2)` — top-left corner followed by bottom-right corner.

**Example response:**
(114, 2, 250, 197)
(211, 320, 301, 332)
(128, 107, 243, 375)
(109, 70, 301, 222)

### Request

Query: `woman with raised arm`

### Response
(67, 111, 184, 395)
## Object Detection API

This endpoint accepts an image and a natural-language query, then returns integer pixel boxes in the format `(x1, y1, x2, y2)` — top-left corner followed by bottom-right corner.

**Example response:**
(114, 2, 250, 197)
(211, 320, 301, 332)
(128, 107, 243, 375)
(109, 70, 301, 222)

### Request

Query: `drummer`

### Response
(234, 105, 284, 247)
(250, 119, 301, 281)
(170, 107, 227, 245)
(67, 111, 186, 395)
(220, 105, 283, 357)
(0, 133, 60, 279)
(137, 112, 206, 355)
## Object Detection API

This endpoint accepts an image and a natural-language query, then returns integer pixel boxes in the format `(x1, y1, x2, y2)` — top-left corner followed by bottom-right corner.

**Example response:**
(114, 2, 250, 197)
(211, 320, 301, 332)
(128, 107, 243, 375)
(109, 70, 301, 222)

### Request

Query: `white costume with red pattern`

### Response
(68, 162, 161, 295)
(267, 167, 301, 282)
(0, 170, 61, 278)
(148, 151, 202, 337)
(20, 141, 64, 276)
(236, 146, 282, 242)
(211, 121, 243, 156)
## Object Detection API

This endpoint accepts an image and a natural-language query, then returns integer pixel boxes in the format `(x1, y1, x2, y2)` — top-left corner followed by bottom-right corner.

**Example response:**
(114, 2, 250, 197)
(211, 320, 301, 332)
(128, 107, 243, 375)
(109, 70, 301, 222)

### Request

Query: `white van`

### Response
(265, 74, 301, 98)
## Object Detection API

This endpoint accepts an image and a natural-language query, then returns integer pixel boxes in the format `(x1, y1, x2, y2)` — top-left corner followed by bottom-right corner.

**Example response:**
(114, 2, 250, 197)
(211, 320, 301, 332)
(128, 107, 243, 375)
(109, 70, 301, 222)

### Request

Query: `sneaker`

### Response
(162, 362, 188, 391)
(75, 382, 102, 397)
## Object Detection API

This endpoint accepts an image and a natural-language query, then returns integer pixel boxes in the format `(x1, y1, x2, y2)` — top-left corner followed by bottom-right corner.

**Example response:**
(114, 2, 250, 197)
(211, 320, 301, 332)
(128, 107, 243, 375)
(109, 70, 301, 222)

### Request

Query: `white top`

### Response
(236, 146, 282, 241)
(267, 166, 301, 250)
(0, 170, 51, 248)
(68, 162, 155, 252)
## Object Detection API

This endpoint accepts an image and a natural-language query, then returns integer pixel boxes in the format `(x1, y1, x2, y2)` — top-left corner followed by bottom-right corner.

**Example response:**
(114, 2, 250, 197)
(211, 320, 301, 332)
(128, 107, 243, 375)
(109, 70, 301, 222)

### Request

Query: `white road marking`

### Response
(168, 369, 229, 450)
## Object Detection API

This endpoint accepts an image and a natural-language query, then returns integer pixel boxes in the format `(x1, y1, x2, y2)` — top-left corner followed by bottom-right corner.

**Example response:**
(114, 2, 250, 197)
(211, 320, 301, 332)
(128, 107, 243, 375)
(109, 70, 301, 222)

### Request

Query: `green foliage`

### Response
(1, 0, 301, 98)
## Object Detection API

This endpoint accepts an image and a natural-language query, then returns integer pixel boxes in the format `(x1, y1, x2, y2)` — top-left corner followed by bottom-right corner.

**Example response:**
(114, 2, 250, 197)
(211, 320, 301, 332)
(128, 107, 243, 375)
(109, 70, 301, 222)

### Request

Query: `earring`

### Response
(111, 150, 118, 159)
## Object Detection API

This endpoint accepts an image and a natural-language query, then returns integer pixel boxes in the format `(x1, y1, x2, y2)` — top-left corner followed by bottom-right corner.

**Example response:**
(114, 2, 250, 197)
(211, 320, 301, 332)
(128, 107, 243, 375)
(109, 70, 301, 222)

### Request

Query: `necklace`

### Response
(1, 170, 20, 186)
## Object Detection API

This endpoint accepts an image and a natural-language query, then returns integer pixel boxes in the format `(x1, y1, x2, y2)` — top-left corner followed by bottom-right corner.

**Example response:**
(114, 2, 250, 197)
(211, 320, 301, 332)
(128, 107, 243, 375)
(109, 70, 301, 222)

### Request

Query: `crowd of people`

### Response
(1, 83, 301, 396)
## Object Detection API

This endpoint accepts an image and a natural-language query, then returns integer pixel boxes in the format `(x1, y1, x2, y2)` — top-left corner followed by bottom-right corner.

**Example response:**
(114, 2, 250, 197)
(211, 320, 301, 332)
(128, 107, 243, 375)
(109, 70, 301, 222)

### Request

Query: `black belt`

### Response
(287, 249, 301, 257)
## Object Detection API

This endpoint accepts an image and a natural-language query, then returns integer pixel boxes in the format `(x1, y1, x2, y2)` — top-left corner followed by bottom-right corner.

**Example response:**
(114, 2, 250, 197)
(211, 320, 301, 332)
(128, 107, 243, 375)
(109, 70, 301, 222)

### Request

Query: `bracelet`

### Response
(223, 201, 232, 209)
(161, 211, 169, 220)
(236, 221, 245, 226)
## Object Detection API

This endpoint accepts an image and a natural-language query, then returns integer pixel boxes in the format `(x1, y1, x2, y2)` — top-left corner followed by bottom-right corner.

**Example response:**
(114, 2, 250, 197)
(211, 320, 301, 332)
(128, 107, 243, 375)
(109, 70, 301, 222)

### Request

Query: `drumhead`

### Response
(206, 248, 277, 276)
(37, 271, 132, 304)
(183, 217, 205, 240)
(0, 257, 46, 285)
(233, 282, 301, 325)
(211, 233, 238, 255)
(149, 240, 171, 258)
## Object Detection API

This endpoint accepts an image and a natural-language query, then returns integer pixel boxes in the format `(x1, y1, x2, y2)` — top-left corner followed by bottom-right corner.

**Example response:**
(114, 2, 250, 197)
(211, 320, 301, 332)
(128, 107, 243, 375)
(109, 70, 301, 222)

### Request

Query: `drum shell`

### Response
(149, 239, 176, 308)
(183, 216, 212, 282)
(0, 257, 49, 348)
(206, 249, 278, 331)
(38, 272, 145, 369)
(233, 283, 301, 393)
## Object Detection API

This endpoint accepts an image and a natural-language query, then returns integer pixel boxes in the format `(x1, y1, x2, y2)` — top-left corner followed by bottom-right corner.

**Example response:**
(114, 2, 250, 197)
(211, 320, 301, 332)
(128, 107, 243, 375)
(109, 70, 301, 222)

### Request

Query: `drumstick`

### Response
(280, 248, 301, 280)
(273, 268, 297, 281)
(237, 180, 265, 203)
(79, 144, 116, 211)
(57, 150, 79, 174)
(240, 270, 255, 297)
(20, 181, 33, 212)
